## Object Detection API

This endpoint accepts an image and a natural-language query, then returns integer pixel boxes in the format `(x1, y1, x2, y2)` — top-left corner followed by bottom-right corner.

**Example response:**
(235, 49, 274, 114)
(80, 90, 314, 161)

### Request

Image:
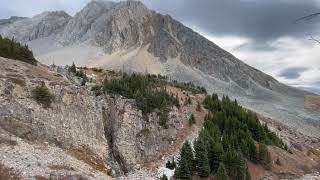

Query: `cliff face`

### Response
(0, 57, 196, 178)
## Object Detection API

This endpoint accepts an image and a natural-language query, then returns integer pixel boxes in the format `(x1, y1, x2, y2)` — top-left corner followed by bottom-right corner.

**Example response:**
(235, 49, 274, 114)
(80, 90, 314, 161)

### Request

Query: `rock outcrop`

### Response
(0, 57, 194, 178)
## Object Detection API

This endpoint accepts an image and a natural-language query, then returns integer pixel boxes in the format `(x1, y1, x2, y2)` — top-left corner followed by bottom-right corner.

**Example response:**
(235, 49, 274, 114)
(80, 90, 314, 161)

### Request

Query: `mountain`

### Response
(0, 0, 319, 137)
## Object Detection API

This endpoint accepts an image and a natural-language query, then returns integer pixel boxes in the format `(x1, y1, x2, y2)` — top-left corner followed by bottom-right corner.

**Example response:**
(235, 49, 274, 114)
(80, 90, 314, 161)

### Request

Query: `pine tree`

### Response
(160, 174, 168, 180)
(175, 153, 192, 180)
(68, 62, 77, 73)
(175, 142, 194, 179)
(258, 143, 271, 169)
(210, 143, 224, 173)
(194, 139, 210, 177)
(216, 163, 229, 180)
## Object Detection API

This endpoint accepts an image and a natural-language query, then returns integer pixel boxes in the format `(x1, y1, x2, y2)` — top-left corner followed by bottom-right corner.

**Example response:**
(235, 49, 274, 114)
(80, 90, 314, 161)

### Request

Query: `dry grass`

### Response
(7, 77, 26, 87)
(67, 145, 110, 175)
(0, 163, 21, 180)
(309, 147, 320, 157)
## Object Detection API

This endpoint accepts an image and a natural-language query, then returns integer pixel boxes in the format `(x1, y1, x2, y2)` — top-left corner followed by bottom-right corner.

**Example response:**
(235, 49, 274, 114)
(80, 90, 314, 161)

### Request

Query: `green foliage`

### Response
(170, 80, 207, 94)
(194, 138, 210, 177)
(103, 73, 180, 128)
(175, 142, 194, 179)
(0, 36, 37, 65)
(185, 97, 192, 105)
(188, 113, 195, 126)
(160, 174, 168, 180)
(202, 93, 286, 151)
(166, 157, 176, 170)
(175, 93, 286, 178)
(216, 163, 229, 180)
(258, 143, 271, 169)
(32, 83, 53, 108)
(91, 85, 103, 96)
(210, 143, 224, 173)
(222, 149, 246, 179)
(68, 62, 77, 73)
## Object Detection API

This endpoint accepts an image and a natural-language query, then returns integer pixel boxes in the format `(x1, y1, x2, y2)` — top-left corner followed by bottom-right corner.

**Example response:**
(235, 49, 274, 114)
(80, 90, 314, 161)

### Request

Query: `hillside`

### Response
(0, 0, 319, 138)
(0, 57, 319, 179)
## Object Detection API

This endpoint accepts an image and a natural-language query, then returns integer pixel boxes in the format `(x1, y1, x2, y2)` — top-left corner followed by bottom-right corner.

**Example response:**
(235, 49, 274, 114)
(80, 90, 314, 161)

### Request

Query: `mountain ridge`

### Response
(0, 0, 319, 137)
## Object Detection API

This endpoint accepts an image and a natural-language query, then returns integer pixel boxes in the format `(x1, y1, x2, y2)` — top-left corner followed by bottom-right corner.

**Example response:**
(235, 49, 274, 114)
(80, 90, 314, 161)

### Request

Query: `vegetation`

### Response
(216, 163, 229, 180)
(0, 35, 37, 65)
(165, 157, 176, 170)
(188, 113, 195, 126)
(175, 142, 194, 179)
(68, 62, 77, 73)
(32, 83, 53, 108)
(160, 174, 168, 180)
(103, 73, 181, 128)
(170, 80, 207, 94)
(175, 93, 286, 179)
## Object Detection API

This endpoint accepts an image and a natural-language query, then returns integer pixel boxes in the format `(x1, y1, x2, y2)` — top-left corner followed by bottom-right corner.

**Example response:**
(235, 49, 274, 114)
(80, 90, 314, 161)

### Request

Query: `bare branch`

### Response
(294, 13, 320, 24)
(309, 35, 320, 44)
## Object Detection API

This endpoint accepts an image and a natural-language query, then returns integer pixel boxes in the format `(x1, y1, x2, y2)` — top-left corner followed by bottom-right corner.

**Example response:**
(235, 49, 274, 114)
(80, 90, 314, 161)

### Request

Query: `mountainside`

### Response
(0, 0, 319, 137)
(0, 57, 319, 179)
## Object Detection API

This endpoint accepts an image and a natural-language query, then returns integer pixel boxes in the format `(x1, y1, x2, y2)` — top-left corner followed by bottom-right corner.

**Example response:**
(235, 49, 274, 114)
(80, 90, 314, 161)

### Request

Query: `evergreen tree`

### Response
(216, 163, 229, 180)
(188, 113, 195, 126)
(258, 143, 271, 169)
(210, 143, 224, 173)
(160, 174, 168, 180)
(194, 139, 210, 177)
(32, 82, 53, 108)
(0, 36, 37, 65)
(68, 62, 77, 73)
(175, 142, 194, 179)
(222, 149, 246, 179)
(175, 153, 192, 180)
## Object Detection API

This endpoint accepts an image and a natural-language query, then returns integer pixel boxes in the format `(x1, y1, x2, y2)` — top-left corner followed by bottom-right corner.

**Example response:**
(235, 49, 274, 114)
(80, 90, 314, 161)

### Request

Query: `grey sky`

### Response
(1, 0, 320, 94)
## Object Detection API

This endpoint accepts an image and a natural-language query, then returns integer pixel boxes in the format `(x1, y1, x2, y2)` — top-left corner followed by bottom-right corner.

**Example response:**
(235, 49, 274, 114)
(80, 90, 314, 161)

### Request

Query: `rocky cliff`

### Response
(0, 57, 202, 179)
(0, 0, 319, 138)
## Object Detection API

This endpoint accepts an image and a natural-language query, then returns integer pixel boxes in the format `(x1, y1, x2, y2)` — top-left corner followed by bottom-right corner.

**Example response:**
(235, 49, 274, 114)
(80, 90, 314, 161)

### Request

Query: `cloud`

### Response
(145, 0, 320, 41)
(278, 67, 309, 79)
(204, 35, 320, 92)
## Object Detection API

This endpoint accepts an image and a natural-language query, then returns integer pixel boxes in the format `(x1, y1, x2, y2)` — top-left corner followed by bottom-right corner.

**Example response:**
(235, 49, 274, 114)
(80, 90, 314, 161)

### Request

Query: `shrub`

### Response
(188, 113, 195, 126)
(32, 83, 53, 108)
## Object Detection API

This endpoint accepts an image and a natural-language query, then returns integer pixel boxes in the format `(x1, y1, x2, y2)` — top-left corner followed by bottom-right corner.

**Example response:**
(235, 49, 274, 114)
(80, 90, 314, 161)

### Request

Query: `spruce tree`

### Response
(68, 62, 77, 73)
(258, 143, 271, 169)
(175, 153, 192, 180)
(194, 139, 210, 177)
(210, 143, 224, 173)
(160, 174, 168, 180)
(216, 163, 229, 180)
(175, 142, 194, 179)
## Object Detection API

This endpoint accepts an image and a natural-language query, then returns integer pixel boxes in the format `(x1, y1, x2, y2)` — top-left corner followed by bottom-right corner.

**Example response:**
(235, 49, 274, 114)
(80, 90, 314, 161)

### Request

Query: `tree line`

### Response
(174, 94, 287, 179)
(0, 35, 37, 65)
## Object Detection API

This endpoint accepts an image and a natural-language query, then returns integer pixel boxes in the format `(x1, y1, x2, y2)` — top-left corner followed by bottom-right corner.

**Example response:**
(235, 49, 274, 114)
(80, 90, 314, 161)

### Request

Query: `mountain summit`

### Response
(0, 0, 319, 137)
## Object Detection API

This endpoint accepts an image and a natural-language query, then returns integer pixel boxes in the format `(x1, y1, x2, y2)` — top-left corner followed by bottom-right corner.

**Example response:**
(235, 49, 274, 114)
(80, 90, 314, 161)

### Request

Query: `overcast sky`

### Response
(1, 0, 320, 94)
